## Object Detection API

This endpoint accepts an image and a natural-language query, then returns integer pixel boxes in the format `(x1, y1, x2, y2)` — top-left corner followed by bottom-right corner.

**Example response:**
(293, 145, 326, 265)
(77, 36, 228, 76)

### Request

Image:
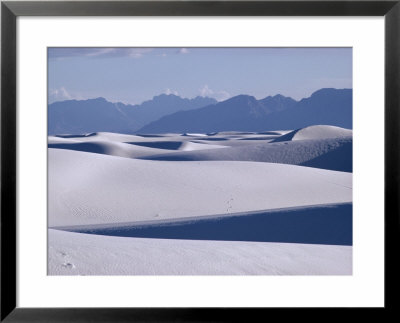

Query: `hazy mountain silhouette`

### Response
(261, 88, 352, 130)
(48, 95, 217, 135)
(138, 94, 297, 133)
(48, 89, 352, 135)
(138, 89, 351, 133)
(259, 94, 297, 113)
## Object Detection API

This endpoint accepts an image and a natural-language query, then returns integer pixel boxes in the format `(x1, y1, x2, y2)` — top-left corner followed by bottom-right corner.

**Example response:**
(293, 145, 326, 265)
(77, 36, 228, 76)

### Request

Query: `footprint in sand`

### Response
(62, 262, 75, 269)
(226, 197, 234, 212)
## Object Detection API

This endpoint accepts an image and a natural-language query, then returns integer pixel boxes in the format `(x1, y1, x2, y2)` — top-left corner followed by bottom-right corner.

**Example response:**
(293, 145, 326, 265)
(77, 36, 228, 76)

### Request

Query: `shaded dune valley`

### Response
(48, 123, 353, 275)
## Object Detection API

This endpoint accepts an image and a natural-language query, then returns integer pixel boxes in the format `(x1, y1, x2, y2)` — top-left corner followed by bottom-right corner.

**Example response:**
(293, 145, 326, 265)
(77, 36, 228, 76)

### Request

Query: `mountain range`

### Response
(48, 95, 217, 135)
(48, 88, 352, 135)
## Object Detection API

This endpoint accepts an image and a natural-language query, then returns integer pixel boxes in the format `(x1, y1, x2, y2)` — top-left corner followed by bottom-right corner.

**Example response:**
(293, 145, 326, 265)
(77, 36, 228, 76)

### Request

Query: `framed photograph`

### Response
(1, 0, 399, 321)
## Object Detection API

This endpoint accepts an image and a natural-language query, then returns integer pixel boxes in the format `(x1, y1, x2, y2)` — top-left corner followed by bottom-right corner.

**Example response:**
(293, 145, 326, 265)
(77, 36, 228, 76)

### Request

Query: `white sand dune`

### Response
(49, 148, 352, 227)
(54, 131, 227, 144)
(257, 130, 290, 135)
(48, 229, 352, 275)
(123, 140, 226, 151)
(48, 128, 353, 275)
(48, 139, 176, 159)
(140, 137, 352, 172)
(53, 132, 143, 142)
(49, 133, 227, 159)
(182, 133, 209, 137)
(48, 136, 82, 144)
(180, 141, 226, 151)
(273, 125, 352, 142)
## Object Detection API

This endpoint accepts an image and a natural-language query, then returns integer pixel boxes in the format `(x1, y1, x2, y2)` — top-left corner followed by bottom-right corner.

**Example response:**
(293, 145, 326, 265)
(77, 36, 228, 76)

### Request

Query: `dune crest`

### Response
(273, 125, 352, 142)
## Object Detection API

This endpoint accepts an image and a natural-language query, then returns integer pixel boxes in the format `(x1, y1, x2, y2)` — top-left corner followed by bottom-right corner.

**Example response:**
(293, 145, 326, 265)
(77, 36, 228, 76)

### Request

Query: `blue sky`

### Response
(48, 47, 352, 105)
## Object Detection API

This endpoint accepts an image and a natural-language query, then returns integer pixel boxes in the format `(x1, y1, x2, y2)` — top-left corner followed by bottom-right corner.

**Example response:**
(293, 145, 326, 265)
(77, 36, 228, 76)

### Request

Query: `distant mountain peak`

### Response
(311, 88, 351, 97)
(260, 93, 295, 101)
(272, 94, 289, 100)
(92, 97, 107, 102)
(149, 94, 217, 105)
(262, 94, 286, 100)
(225, 94, 257, 105)
(192, 95, 216, 102)
(152, 93, 180, 100)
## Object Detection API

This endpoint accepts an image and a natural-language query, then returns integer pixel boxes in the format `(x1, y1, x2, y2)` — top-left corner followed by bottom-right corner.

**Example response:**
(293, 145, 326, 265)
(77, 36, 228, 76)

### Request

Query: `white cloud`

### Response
(215, 90, 231, 102)
(164, 88, 179, 96)
(199, 85, 231, 101)
(178, 48, 190, 54)
(48, 48, 154, 59)
(199, 84, 213, 97)
(126, 48, 154, 58)
(49, 87, 73, 103)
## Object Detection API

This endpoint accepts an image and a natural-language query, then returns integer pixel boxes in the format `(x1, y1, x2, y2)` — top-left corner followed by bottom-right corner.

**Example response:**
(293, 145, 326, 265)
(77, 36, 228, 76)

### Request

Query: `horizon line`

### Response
(48, 87, 353, 106)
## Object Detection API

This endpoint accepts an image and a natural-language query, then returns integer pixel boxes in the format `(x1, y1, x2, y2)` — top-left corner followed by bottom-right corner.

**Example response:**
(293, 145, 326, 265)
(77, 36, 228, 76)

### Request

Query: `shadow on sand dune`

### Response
(55, 133, 97, 139)
(59, 203, 352, 246)
(301, 143, 352, 172)
(125, 141, 183, 150)
(49, 142, 110, 154)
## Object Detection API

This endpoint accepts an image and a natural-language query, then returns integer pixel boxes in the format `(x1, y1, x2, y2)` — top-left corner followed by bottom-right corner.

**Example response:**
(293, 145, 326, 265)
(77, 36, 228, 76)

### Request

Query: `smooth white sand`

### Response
(48, 127, 353, 275)
(48, 229, 352, 275)
(49, 148, 351, 227)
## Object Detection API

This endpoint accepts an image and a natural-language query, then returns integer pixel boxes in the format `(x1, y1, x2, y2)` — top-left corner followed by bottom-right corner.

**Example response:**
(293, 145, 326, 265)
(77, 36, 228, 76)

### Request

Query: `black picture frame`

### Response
(1, 1, 399, 321)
